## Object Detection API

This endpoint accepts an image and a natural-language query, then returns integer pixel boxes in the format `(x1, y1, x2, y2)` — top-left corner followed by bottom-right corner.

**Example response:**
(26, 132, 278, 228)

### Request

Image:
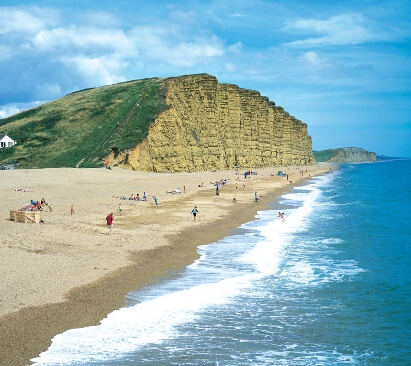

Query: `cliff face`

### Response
(327, 148, 377, 163)
(119, 74, 314, 172)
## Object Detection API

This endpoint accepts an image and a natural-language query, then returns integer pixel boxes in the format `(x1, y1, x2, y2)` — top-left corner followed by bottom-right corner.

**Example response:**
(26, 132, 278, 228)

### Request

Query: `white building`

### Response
(0, 134, 16, 149)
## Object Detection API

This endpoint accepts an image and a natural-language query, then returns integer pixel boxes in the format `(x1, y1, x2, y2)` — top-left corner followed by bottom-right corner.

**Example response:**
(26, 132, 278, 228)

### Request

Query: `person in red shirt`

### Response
(106, 213, 114, 235)
(36, 201, 42, 210)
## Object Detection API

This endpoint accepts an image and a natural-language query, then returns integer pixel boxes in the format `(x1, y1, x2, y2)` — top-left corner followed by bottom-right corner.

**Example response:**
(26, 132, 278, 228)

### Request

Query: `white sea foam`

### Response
(32, 273, 261, 364)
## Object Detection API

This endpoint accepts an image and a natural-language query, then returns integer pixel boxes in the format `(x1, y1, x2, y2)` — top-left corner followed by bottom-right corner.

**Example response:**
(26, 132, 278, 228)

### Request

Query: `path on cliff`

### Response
(75, 86, 149, 168)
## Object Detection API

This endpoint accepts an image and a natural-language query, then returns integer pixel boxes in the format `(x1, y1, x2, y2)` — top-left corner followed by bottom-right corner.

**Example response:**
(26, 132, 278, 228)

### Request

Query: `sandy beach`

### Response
(0, 164, 333, 366)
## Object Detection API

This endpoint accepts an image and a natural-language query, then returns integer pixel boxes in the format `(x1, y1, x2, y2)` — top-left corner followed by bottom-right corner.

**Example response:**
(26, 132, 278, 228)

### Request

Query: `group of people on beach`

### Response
(21, 198, 50, 212)
(129, 192, 147, 201)
(103, 168, 293, 235)
(112, 192, 148, 201)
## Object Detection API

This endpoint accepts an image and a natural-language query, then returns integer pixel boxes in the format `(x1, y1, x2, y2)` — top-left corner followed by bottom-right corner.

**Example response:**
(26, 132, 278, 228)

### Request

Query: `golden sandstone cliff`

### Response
(117, 74, 315, 172)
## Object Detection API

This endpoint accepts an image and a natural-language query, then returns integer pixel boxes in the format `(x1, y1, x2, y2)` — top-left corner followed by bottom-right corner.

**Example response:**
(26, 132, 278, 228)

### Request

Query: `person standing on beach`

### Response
(191, 206, 199, 220)
(118, 203, 123, 216)
(71, 204, 74, 215)
(106, 213, 114, 234)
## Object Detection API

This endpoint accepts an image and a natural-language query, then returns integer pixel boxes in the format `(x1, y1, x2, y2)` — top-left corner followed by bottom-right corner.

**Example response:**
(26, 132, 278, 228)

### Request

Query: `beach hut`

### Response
(0, 134, 16, 149)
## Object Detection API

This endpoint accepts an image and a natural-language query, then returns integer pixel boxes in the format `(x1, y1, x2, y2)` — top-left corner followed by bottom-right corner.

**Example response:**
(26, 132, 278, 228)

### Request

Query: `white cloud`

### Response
(0, 105, 20, 119)
(299, 51, 328, 68)
(0, 7, 44, 34)
(297, 51, 334, 80)
(228, 42, 243, 53)
(0, 6, 59, 35)
(128, 27, 225, 67)
(33, 26, 134, 55)
(61, 56, 124, 86)
(284, 13, 390, 47)
(155, 41, 224, 67)
(0, 101, 45, 119)
(1, 5, 227, 92)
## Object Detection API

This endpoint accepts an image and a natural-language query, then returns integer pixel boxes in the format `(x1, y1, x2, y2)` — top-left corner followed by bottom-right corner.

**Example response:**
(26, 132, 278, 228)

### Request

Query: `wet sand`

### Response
(0, 164, 333, 366)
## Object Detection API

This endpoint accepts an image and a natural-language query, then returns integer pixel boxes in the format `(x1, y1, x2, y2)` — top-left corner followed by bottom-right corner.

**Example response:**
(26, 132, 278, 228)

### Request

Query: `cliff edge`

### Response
(114, 74, 315, 172)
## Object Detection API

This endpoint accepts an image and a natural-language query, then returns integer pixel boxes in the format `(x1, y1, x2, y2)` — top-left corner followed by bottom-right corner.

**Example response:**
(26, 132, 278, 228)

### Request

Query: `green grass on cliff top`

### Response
(313, 149, 337, 162)
(0, 78, 169, 168)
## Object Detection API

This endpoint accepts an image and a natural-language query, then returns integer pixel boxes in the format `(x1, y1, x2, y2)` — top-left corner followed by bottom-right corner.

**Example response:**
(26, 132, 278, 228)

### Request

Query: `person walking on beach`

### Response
(106, 213, 114, 235)
(118, 203, 123, 216)
(191, 206, 199, 220)
(71, 204, 74, 215)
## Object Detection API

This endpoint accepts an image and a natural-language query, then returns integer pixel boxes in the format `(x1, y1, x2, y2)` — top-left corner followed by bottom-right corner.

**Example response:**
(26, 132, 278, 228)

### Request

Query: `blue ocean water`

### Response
(32, 159, 411, 366)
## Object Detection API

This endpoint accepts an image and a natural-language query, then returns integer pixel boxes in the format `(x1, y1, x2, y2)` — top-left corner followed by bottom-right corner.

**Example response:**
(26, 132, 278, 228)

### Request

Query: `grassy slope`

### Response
(0, 78, 169, 168)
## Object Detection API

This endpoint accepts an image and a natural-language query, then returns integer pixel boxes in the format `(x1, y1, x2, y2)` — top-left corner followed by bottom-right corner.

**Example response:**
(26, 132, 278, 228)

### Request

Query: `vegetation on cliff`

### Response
(0, 78, 168, 168)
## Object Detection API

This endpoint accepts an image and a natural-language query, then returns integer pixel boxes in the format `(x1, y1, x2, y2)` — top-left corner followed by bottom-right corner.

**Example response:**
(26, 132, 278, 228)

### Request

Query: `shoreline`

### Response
(0, 164, 334, 366)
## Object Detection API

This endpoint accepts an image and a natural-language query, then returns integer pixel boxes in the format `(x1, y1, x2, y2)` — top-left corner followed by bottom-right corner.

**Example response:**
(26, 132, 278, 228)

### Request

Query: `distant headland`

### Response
(313, 147, 377, 163)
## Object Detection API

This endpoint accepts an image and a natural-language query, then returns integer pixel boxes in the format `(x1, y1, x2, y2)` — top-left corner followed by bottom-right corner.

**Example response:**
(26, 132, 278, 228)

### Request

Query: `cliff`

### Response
(0, 74, 315, 171)
(115, 74, 314, 172)
(314, 147, 377, 163)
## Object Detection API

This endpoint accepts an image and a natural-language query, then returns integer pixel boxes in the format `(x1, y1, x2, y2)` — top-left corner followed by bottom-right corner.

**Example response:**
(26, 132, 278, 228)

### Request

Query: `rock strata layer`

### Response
(119, 74, 314, 172)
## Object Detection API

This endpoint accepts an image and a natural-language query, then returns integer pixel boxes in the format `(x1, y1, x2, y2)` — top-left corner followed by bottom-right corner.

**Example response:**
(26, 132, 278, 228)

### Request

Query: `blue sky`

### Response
(1, 0, 410, 157)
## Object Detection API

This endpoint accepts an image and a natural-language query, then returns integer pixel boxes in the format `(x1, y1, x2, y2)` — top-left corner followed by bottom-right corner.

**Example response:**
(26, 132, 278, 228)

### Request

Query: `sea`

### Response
(32, 159, 411, 366)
